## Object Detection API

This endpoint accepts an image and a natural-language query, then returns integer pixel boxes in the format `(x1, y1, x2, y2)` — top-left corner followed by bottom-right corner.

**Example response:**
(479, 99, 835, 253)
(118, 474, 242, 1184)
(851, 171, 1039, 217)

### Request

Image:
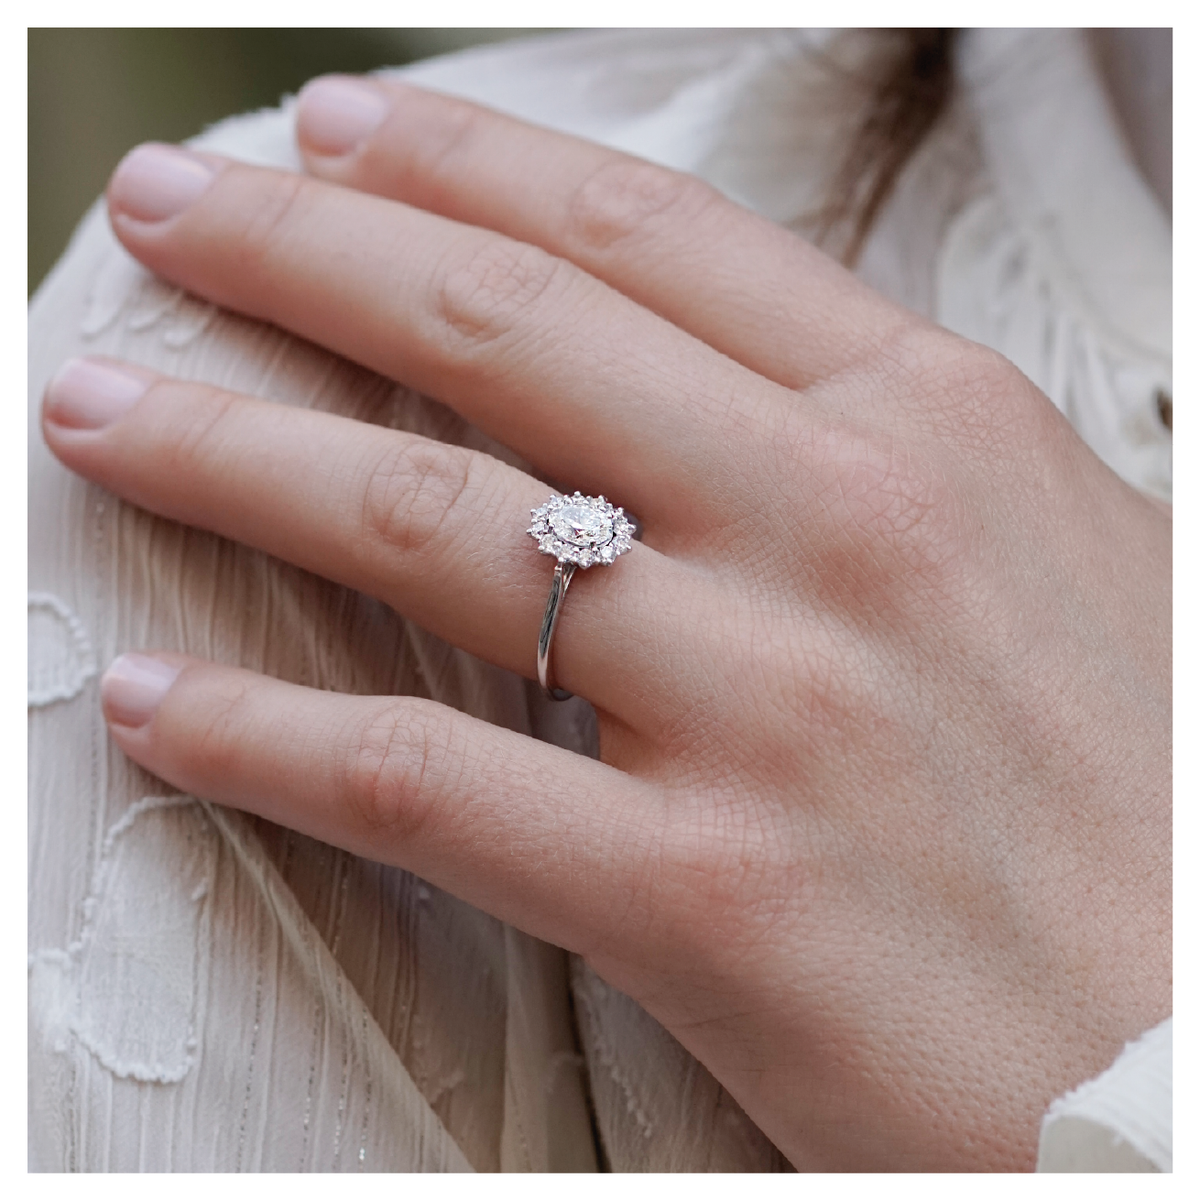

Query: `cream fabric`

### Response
(1038, 1017, 1172, 1172)
(28, 28, 1169, 1171)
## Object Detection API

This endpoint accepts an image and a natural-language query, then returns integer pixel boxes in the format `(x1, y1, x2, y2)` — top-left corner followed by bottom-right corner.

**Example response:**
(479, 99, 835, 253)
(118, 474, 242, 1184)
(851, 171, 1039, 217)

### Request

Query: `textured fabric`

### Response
(29, 28, 1169, 1172)
(1038, 1017, 1172, 1172)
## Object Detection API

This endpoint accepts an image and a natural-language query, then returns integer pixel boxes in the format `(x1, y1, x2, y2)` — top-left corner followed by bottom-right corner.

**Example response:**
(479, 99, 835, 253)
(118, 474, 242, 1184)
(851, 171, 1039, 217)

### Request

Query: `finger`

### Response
(101, 654, 660, 959)
(105, 143, 794, 531)
(43, 358, 707, 725)
(294, 77, 913, 390)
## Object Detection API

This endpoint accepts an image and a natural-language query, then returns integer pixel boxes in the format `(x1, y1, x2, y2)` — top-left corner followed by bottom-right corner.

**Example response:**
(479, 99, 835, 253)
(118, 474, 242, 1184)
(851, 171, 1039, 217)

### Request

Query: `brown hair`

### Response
(815, 29, 958, 265)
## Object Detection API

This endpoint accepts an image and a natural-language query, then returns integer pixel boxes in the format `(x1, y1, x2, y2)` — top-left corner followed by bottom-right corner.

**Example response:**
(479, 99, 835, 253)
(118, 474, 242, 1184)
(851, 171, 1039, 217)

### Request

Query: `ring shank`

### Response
(537, 561, 577, 701)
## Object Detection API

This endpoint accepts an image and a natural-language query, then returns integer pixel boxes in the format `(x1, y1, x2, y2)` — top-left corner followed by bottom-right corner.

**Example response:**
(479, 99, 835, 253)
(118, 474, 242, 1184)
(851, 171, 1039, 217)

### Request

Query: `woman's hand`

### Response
(41, 77, 1170, 1171)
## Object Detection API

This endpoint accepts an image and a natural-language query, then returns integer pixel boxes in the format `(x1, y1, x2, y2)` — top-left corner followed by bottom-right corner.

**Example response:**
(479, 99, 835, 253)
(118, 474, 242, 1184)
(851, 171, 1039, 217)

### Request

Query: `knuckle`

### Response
(883, 325, 1046, 458)
(229, 169, 312, 277)
(433, 237, 568, 354)
(870, 450, 959, 557)
(362, 438, 478, 560)
(565, 157, 720, 255)
(960, 345, 1060, 448)
(842, 444, 952, 548)
(342, 704, 442, 842)
(800, 416, 968, 595)
(410, 95, 487, 177)
(183, 675, 259, 779)
(166, 385, 243, 473)
(626, 791, 785, 961)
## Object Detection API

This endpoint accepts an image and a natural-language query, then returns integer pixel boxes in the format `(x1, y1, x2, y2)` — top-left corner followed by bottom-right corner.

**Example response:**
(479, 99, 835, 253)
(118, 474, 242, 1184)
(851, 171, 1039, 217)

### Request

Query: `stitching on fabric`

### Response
(328, 856, 353, 1171)
(27, 592, 97, 708)
(77, 797, 212, 1083)
(357, 999, 374, 1170)
(80, 242, 144, 338)
(80, 244, 216, 347)
(127, 274, 217, 348)
(233, 848, 272, 1172)
(31, 796, 215, 1085)
(195, 805, 472, 1170)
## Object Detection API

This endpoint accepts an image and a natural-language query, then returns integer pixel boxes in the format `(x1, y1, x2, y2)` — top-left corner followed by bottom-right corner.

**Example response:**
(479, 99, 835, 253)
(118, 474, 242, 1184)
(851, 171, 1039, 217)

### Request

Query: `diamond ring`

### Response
(528, 492, 635, 700)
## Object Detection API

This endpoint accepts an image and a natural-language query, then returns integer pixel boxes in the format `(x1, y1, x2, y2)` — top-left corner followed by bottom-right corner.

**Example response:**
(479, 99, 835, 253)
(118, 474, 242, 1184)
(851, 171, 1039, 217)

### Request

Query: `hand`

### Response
(42, 76, 1170, 1171)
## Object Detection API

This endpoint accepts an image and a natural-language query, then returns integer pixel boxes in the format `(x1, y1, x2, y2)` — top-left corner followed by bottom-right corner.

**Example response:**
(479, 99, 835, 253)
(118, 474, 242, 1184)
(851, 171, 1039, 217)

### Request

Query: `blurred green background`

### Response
(28, 29, 541, 295)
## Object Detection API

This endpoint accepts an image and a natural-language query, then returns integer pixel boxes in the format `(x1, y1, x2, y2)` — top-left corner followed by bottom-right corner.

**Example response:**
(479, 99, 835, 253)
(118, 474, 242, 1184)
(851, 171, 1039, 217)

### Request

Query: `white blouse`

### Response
(28, 28, 1170, 1171)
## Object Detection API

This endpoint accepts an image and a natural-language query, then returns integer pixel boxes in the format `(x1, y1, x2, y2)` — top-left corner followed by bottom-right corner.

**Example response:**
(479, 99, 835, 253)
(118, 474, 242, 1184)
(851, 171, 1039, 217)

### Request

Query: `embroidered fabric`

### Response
(28, 28, 1169, 1171)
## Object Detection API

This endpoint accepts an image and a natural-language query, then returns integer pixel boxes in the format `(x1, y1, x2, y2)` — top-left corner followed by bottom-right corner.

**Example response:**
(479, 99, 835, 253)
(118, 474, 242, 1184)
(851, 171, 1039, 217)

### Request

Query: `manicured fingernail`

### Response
(44, 358, 151, 431)
(101, 654, 183, 729)
(296, 76, 388, 157)
(109, 143, 216, 224)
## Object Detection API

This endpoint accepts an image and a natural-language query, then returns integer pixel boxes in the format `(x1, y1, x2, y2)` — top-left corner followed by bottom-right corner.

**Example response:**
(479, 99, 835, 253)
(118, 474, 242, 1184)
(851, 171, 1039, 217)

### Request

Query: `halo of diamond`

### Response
(527, 492, 635, 568)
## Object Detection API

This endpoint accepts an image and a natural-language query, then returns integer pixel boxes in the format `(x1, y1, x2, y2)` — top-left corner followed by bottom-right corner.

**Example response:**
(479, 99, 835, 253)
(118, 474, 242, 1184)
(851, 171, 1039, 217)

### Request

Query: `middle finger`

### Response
(105, 145, 794, 534)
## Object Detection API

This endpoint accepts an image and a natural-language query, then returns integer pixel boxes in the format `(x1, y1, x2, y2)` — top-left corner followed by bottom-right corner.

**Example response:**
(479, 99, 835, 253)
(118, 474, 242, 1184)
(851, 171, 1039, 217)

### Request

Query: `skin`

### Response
(41, 78, 1170, 1171)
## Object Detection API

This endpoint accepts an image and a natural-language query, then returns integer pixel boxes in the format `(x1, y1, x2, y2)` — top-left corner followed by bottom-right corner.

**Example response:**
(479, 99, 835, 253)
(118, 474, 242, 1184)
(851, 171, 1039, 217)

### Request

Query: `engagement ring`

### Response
(528, 493, 634, 700)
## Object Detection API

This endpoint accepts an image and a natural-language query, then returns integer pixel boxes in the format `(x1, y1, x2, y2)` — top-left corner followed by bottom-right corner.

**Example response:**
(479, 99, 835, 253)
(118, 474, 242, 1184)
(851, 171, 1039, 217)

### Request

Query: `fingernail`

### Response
(44, 358, 151, 431)
(101, 654, 183, 729)
(296, 76, 388, 157)
(109, 143, 216, 224)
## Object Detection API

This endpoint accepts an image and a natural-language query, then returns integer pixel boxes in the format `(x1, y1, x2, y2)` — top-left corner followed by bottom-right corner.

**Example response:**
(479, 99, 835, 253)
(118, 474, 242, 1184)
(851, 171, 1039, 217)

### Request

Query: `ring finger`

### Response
(41, 359, 711, 726)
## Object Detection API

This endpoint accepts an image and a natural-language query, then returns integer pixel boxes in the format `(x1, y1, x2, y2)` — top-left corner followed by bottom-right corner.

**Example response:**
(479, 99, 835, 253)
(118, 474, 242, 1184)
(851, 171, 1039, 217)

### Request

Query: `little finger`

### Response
(101, 654, 663, 959)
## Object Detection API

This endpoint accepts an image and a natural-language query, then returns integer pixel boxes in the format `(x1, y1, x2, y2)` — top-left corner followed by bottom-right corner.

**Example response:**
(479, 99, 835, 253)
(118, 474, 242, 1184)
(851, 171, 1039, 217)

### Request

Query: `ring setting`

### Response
(528, 492, 634, 700)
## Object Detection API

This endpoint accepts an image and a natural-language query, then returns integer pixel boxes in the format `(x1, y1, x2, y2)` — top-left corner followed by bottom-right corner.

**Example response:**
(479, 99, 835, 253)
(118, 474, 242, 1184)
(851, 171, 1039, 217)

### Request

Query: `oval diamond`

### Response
(550, 504, 613, 548)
